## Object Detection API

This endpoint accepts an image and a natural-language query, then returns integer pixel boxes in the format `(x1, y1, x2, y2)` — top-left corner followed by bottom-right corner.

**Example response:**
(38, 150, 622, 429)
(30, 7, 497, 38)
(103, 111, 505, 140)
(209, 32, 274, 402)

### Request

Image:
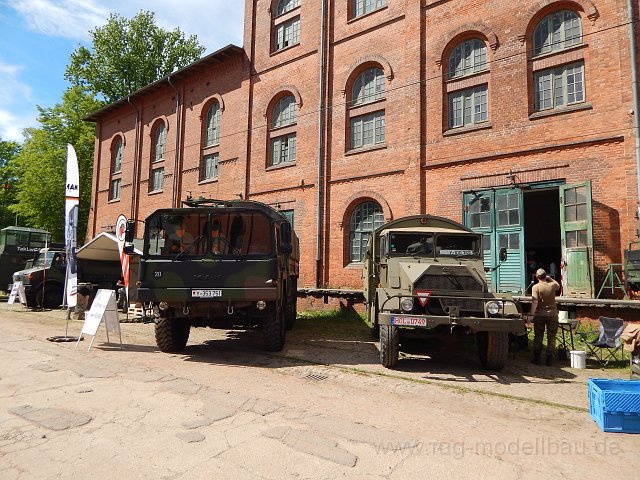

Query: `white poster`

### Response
(7, 281, 21, 305)
(65, 144, 80, 308)
(77, 289, 121, 351)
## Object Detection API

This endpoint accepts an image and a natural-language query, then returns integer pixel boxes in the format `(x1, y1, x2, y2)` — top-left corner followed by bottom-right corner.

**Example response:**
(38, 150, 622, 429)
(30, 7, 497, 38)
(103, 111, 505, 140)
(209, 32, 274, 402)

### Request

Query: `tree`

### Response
(9, 87, 101, 241)
(65, 11, 205, 103)
(0, 139, 20, 229)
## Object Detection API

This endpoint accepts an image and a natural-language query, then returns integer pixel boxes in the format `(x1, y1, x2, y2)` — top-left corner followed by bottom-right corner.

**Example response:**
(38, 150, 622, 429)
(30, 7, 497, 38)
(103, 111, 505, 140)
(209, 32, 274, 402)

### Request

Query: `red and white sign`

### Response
(415, 290, 431, 307)
(115, 215, 130, 299)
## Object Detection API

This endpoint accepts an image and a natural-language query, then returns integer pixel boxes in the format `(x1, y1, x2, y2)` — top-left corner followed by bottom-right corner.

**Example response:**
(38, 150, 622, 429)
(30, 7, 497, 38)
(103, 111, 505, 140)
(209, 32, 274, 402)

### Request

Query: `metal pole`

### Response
(628, 0, 640, 213)
(315, 0, 327, 288)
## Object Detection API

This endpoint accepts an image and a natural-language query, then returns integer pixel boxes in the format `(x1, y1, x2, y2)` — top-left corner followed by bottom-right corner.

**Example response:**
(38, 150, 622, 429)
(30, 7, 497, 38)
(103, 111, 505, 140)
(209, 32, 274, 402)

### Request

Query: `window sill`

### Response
(270, 123, 297, 135)
(148, 189, 164, 196)
(349, 97, 385, 113)
(266, 161, 296, 171)
(273, 6, 300, 22)
(108, 198, 121, 204)
(446, 69, 490, 84)
(345, 143, 387, 156)
(198, 178, 219, 185)
(531, 43, 586, 62)
(345, 262, 364, 269)
(347, 5, 387, 24)
(152, 159, 165, 164)
(529, 102, 592, 120)
(203, 143, 220, 152)
(443, 122, 492, 137)
(271, 42, 300, 57)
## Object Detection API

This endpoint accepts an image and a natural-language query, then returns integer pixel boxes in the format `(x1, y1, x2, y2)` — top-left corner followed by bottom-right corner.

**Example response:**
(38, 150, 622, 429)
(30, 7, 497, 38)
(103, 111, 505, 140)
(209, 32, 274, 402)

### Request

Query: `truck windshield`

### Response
(388, 233, 434, 257)
(32, 251, 55, 268)
(146, 211, 273, 257)
(435, 234, 481, 258)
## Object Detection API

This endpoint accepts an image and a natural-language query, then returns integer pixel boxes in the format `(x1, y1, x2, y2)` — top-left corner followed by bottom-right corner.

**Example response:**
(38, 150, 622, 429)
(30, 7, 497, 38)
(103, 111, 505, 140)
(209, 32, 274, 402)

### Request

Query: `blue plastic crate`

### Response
(588, 378, 640, 433)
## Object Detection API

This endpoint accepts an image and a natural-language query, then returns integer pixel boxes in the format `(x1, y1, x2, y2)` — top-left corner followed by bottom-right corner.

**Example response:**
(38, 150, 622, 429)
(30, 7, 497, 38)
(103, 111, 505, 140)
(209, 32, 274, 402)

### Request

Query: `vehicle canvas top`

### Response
(374, 215, 472, 236)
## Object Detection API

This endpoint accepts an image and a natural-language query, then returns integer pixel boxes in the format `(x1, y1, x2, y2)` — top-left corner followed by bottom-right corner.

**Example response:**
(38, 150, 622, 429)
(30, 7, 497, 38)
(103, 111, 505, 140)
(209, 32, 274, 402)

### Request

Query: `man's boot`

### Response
(546, 354, 553, 366)
(531, 351, 541, 365)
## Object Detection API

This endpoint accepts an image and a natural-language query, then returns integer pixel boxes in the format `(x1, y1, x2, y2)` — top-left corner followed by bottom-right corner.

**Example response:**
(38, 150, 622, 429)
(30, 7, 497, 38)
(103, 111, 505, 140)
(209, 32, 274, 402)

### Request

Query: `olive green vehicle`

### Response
(126, 199, 299, 353)
(364, 215, 524, 370)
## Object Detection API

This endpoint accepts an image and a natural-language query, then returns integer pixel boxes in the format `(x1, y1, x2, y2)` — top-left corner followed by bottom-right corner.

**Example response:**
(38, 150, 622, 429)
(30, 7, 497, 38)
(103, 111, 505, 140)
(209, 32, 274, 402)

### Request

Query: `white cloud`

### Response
(0, 61, 36, 141)
(7, 0, 245, 49)
(6, 0, 108, 41)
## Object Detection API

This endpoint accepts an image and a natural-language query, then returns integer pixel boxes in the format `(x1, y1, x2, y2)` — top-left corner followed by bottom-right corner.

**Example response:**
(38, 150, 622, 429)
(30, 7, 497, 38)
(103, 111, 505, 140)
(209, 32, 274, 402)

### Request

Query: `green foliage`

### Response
(0, 139, 20, 229)
(9, 87, 101, 241)
(65, 11, 205, 103)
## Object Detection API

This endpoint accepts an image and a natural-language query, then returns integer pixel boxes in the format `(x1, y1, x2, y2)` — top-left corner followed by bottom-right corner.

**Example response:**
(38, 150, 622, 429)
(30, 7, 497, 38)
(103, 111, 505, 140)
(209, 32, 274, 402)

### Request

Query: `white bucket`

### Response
(570, 350, 587, 369)
(558, 311, 569, 322)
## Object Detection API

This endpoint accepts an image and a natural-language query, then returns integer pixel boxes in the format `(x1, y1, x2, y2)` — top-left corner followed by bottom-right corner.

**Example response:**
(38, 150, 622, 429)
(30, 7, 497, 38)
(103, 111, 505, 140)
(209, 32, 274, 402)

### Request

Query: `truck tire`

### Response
(285, 278, 297, 331)
(264, 301, 285, 352)
(155, 317, 190, 352)
(380, 325, 399, 368)
(36, 284, 63, 309)
(477, 331, 509, 371)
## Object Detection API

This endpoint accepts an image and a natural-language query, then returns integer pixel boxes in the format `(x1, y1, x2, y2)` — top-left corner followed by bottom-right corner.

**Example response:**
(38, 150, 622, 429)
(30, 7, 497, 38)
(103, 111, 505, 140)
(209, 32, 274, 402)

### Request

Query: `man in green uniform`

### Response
(528, 267, 560, 366)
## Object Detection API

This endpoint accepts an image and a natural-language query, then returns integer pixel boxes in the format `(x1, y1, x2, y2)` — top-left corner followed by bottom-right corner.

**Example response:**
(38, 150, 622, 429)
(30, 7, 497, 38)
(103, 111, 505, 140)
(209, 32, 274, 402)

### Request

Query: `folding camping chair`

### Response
(578, 317, 625, 367)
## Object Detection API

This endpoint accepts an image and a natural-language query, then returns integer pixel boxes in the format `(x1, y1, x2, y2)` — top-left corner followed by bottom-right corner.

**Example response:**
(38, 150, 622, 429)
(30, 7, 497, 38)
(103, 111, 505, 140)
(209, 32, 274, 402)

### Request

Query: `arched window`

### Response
(153, 122, 166, 163)
(448, 38, 487, 79)
(112, 138, 123, 174)
(205, 102, 221, 146)
(348, 67, 386, 150)
(349, 201, 385, 263)
(351, 67, 385, 106)
(533, 10, 582, 56)
(276, 0, 300, 16)
(531, 10, 585, 112)
(269, 94, 298, 167)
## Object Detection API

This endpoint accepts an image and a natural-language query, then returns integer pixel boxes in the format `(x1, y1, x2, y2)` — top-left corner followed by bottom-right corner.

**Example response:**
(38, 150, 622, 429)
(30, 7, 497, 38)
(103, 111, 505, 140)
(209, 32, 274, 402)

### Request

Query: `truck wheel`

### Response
(477, 331, 509, 371)
(36, 285, 63, 308)
(285, 279, 297, 331)
(155, 317, 190, 352)
(264, 301, 285, 352)
(380, 325, 399, 368)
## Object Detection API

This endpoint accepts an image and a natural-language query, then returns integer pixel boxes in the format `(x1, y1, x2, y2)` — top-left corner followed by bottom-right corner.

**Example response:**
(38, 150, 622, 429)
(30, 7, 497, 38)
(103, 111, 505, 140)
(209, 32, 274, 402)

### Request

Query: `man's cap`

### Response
(536, 268, 546, 277)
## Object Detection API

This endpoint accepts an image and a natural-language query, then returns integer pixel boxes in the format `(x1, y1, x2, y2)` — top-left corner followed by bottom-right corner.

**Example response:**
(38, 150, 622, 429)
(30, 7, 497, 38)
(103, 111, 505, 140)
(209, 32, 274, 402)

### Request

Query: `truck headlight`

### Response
(256, 301, 267, 310)
(400, 297, 414, 312)
(486, 301, 501, 315)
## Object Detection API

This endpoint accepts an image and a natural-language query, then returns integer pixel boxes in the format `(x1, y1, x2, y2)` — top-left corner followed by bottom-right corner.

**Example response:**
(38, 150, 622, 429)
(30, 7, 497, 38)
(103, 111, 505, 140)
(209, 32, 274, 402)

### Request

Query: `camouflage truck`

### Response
(125, 198, 299, 353)
(364, 215, 524, 370)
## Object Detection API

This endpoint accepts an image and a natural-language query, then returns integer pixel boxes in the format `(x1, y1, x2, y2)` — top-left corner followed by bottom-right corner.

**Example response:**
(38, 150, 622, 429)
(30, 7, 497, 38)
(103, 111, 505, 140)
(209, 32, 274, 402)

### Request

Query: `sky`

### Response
(0, 0, 245, 143)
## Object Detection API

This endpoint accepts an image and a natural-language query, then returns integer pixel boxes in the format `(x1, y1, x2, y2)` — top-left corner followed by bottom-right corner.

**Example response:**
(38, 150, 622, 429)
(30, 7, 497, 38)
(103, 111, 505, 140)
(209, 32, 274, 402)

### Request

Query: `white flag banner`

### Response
(65, 144, 80, 308)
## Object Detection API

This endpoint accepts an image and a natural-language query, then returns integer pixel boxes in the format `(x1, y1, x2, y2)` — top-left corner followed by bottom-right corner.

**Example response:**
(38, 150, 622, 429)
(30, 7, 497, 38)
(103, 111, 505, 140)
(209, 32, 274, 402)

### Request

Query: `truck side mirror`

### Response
(125, 220, 135, 243)
(499, 247, 508, 262)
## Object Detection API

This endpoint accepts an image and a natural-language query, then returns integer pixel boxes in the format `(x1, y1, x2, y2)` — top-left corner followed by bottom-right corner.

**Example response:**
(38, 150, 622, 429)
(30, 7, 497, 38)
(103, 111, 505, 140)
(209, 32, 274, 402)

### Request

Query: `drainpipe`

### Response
(127, 96, 140, 224)
(168, 75, 181, 208)
(315, 0, 328, 288)
(245, 0, 258, 201)
(628, 0, 640, 216)
(91, 122, 102, 238)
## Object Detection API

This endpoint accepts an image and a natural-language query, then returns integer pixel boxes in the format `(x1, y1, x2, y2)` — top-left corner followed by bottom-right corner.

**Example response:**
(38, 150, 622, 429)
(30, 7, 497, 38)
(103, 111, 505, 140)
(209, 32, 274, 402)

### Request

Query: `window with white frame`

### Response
(448, 38, 487, 79)
(153, 122, 166, 162)
(274, 16, 300, 51)
(150, 167, 164, 192)
(449, 85, 488, 128)
(112, 138, 123, 174)
(350, 111, 385, 149)
(352, 0, 386, 19)
(534, 62, 584, 111)
(202, 153, 219, 181)
(533, 10, 582, 56)
(271, 134, 297, 166)
(276, 0, 300, 16)
(110, 178, 121, 201)
(351, 67, 385, 106)
(269, 94, 298, 167)
(349, 201, 385, 263)
(273, 96, 297, 127)
(205, 102, 220, 146)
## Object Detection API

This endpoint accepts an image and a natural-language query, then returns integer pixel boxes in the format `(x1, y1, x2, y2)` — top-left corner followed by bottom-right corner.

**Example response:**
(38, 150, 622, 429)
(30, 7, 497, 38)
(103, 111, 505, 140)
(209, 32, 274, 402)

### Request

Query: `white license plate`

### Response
(191, 289, 222, 298)
(391, 316, 427, 327)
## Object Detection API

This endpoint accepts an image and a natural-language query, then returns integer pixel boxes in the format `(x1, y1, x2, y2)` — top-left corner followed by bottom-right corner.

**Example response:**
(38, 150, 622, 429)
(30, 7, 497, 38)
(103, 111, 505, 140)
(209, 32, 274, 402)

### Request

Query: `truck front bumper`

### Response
(378, 313, 524, 332)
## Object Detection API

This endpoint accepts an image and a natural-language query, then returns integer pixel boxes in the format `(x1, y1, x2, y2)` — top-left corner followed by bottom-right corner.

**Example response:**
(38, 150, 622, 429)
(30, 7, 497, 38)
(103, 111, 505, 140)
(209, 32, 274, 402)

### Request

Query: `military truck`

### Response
(364, 215, 524, 370)
(12, 247, 67, 308)
(125, 198, 299, 353)
(0, 226, 53, 293)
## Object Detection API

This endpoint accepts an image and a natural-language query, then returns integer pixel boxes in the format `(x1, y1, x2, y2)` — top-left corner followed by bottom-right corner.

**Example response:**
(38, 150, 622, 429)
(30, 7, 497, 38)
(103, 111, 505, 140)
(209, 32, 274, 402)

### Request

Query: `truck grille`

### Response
(414, 266, 484, 313)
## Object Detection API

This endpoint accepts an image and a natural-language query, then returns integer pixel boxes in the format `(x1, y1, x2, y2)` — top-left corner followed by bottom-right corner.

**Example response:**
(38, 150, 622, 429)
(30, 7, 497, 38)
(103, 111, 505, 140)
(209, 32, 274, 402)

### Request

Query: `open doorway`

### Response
(523, 187, 562, 293)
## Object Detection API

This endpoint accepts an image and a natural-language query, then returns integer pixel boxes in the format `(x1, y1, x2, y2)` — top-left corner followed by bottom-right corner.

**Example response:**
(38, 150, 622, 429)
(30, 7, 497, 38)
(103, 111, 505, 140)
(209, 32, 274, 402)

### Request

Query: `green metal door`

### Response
(559, 181, 594, 297)
(464, 188, 525, 293)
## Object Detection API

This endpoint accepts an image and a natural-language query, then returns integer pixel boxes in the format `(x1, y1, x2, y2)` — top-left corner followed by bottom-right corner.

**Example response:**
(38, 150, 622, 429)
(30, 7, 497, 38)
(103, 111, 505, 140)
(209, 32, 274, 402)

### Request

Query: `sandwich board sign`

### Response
(76, 289, 122, 351)
(7, 281, 26, 306)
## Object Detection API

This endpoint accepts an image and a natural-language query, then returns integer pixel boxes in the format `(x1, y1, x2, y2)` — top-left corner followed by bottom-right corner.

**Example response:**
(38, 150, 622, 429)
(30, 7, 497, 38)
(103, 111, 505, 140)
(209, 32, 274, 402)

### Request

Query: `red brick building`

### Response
(86, 0, 640, 297)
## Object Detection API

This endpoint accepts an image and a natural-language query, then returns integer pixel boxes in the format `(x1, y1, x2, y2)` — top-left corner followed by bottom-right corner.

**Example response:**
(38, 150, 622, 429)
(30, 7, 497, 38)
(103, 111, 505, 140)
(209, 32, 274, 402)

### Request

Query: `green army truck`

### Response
(126, 198, 299, 353)
(364, 215, 524, 370)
